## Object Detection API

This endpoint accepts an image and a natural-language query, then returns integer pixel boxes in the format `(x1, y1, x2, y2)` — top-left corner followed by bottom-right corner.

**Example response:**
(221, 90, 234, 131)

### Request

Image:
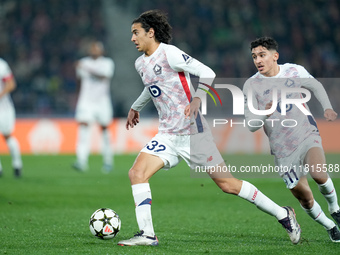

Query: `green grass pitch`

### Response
(0, 154, 339, 254)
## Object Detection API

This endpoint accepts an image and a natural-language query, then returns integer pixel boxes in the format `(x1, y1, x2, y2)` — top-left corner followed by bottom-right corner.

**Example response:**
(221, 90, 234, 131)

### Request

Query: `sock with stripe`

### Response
(318, 178, 340, 214)
(238, 180, 287, 220)
(302, 200, 335, 230)
(132, 183, 155, 236)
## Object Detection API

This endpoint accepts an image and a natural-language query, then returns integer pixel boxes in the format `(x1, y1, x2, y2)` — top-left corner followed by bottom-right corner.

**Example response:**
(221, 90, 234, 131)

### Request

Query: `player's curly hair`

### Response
(132, 10, 172, 44)
(250, 37, 278, 51)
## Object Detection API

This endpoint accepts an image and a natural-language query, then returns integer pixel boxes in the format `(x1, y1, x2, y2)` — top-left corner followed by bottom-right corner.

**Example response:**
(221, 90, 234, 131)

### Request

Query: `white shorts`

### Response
(0, 104, 15, 135)
(75, 99, 113, 126)
(140, 132, 224, 170)
(275, 135, 323, 189)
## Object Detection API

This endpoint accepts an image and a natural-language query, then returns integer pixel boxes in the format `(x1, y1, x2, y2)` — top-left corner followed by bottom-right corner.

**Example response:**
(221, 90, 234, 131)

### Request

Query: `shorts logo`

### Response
(207, 156, 213, 162)
(153, 64, 162, 75)
(263, 89, 270, 95)
(314, 140, 319, 144)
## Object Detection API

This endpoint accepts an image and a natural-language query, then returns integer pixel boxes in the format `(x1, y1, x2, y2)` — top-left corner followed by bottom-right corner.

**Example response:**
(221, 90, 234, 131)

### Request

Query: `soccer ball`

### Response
(89, 208, 121, 239)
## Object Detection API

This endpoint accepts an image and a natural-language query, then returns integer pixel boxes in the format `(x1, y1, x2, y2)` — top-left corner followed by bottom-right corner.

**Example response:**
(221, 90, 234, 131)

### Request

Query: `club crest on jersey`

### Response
(153, 64, 162, 75)
(285, 79, 295, 87)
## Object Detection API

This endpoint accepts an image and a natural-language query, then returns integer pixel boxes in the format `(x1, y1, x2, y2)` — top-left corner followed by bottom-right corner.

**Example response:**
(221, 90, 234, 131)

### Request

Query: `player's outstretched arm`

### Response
(126, 109, 140, 130)
(324, 109, 338, 121)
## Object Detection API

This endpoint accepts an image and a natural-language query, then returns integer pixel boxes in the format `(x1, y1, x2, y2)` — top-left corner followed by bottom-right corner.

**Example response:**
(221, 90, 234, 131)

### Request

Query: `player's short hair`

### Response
(132, 10, 172, 44)
(250, 37, 278, 52)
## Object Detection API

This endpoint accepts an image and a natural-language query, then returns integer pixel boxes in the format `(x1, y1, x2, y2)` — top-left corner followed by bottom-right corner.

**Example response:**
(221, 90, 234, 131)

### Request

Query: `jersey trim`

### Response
(178, 72, 191, 102)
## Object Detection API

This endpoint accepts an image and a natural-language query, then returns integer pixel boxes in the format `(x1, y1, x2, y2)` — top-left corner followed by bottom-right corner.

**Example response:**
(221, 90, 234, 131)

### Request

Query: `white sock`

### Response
(102, 129, 113, 166)
(238, 180, 287, 220)
(76, 125, 90, 166)
(6, 136, 22, 169)
(132, 183, 155, 236)
(302, 200, 335, 230)
(318, 178, 340, 214)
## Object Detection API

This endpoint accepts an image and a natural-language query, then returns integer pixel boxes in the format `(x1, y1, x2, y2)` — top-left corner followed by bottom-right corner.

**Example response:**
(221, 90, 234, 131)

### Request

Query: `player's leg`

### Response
(290, 176, 340, 242)
(305, 147, 340, 227)
(97, 101, 114, 173)
(100, 125, 113, 173)
(0, 107, 22, 177)
(73, 122, 91, 171)
(208, 163, 301, 244)
(118, 152, 164, 246)
(4, 134, 23, 177)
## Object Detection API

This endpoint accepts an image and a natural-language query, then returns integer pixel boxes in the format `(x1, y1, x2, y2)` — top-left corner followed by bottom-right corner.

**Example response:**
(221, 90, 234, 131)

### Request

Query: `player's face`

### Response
(251, 46, 279, 77)
(131, 23, 154, 55)
(89, 43, 103, 58)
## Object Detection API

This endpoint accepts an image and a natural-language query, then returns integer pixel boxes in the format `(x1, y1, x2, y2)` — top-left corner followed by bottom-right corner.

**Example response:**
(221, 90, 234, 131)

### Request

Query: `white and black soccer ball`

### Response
(89, 208, 121, 239)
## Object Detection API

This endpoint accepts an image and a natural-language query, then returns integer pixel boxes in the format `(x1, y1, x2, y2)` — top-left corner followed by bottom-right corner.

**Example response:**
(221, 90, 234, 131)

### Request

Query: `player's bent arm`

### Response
(79, 59, 114, 80)
(165, 45, 216, 101)
(0, 76, 16, 99)
(131, 87, 152, 112)
(301, 78, 333, 112)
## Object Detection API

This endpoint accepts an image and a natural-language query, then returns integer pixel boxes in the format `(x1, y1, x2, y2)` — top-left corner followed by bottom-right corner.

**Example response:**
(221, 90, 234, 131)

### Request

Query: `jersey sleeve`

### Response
(131, 87, 152, 111)
(165, 45, 216, 101)
(76, 59, 87, 78)
(0, 59, 13, 81)
(297, 65, 333, 111)
(243, 79, 267, 132)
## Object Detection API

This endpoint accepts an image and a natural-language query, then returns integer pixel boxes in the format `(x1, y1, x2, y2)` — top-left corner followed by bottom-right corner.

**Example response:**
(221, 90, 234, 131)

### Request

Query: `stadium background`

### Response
(0, 0, 339, 154)
(1, 1, 340, 253)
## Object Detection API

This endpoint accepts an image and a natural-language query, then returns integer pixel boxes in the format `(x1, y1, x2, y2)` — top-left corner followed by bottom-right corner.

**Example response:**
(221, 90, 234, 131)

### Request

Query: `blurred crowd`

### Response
(122, 0, 340, 114)
(0, 0, 106, 116)
(1, 0, 339, 116)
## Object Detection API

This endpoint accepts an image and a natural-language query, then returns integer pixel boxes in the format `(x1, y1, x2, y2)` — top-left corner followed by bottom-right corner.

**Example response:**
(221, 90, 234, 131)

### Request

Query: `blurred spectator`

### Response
(0, 0, 106, 116)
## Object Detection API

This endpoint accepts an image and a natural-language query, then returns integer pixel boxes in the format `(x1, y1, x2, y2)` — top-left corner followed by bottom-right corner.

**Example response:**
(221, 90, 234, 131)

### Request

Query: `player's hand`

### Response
(265, 101, 274, 117)
(184, 97, 201, 119)
(324, 109, 338, 121)
(126, 108, 140, 130)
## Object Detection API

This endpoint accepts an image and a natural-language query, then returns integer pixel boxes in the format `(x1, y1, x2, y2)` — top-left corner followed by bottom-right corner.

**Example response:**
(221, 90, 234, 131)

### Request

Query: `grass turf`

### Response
(0, 154, 339, 254)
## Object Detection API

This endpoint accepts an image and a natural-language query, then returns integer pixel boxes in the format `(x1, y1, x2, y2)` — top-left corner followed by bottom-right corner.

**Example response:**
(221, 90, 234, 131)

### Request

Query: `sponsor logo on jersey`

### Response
(182, 54, 190, 61)
(153, 64, 162, 75)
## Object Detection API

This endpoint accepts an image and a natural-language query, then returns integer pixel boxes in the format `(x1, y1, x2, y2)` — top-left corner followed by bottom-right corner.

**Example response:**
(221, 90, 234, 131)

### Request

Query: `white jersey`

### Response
(0, 58, 14, 110)
(244, 63, 333, 158)
(133, 43, 214, 135)
(76, 56, 114, 106)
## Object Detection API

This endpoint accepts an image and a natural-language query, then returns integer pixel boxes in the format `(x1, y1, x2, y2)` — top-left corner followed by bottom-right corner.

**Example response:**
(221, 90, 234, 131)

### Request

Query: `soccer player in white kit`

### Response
(73, 41, 115, 172)
(117, 10, 301, 246)
(244, 37, 340, 242)
(0, 58, 23, 177)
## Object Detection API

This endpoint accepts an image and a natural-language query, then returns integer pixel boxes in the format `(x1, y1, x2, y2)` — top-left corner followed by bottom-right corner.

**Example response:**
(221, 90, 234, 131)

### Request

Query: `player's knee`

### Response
(128, 167, 147, 183)
(300, 197, 314, 209)
(218, 181, 239, 195)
